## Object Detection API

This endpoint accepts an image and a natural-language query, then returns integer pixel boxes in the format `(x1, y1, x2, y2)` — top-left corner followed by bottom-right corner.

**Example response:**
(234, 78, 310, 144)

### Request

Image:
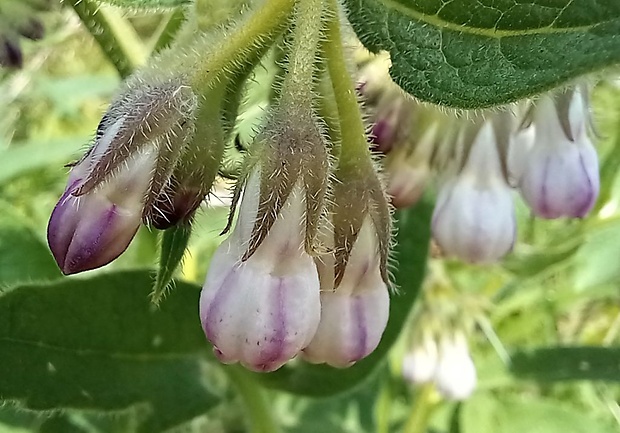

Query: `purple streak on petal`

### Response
(350, 295, 368, 362)
(573, 153, 597, 218)
(253, 277, 287, 372)
(62, 204, 121, 274)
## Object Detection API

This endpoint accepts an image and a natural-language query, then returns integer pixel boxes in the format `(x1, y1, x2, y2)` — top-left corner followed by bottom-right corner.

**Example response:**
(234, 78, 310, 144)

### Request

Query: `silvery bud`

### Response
(434, 333, 477, 401)
(432, 120, 516, 263)
(518, 86, 599, 218)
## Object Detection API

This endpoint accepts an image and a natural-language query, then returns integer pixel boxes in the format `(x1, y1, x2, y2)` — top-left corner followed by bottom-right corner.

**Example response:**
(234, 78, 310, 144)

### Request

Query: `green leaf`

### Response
(574, 221, 620, 290)
(0, 211, 62, 289)
(256, 201, 433, 396)
(0, 137, 87, 185)
(96, 0, 191, 7)
(0, 271, 219, 433)
(152, 224, 192, 305)
(511, 346, 620, 382)
(343, 0, 620, 108)
(462, 394, 617, 433)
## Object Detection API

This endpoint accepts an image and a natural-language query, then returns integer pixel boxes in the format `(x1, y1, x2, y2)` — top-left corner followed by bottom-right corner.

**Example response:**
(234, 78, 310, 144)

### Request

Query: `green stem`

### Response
(189, 0, 295, 91)
(69, 0, 146, 78)
(279, 0, 324, 109)
(150, 8, 187, 53)
(323, 0, 370, 169)
(225, 366, 280, 433)
(403, 384, 438, 433)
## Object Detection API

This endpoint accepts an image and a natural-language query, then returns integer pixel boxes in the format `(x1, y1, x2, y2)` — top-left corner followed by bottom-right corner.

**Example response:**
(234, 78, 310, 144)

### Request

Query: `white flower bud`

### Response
(402, 334, 438, 384)
(301, 218, 390, 368)
(519, 88, 599, 218)
(199, 170, 321, 372)
(434, 333, 477, 401)
(432, 122, 516, 263)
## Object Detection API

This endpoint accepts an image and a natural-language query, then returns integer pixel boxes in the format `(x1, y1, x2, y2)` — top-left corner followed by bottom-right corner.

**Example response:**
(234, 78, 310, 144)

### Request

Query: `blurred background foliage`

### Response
(0, 1, 619, 432)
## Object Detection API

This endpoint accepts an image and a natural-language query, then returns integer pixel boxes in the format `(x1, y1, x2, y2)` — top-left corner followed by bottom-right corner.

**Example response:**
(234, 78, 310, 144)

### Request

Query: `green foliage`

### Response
(343, 0, 620, 108)
(511, 347, 620, 382)
(152, 224, 192, 305)
(0, 272, 219, 432)
(96, 0, 192, 7)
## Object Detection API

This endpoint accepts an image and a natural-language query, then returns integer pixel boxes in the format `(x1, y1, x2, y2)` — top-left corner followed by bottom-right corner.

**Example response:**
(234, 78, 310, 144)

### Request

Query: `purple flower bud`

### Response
(403, 334, 438, 384)
(47, 149, 156, 274)
(302, 219, 390, 367)
(432, 122, 516, 263)
(200, 171, 321, 372)
(519, 88, 599, 219)
(434, 333, 476, 401)
(0, 37, 23, 68)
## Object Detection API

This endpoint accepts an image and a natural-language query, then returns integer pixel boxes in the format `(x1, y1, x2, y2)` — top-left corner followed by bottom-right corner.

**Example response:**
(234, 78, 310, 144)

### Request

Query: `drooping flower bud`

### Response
(518, 86, 599, 219)
(434, 333, 477, 401)
(402, 333, 438, 384)
(301, 217, 390, 367)
(47, 148, 156, 275)
(47, 78, 199, 273)
(199, 169, 321, 372)
(432, 119, 516, 263)
(385, 120, 438, 208)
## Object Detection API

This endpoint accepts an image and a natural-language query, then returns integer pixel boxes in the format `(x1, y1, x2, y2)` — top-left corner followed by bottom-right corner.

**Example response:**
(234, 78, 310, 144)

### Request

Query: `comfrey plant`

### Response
(17, 0, 619, 430)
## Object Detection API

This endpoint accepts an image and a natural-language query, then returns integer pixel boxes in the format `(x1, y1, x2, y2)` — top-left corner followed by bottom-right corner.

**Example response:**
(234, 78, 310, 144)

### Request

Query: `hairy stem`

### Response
(190, 0, 295, 91)
(69, 0, 146, 78)
(279, 0, 324, 109)
(324, 0, 371, 170)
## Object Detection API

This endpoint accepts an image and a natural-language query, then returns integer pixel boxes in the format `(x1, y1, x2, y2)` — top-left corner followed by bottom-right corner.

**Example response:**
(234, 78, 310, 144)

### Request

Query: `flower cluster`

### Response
(401, 265, 480, 400)
(47, 77, 216, 274)
(360, 58, 600, 264)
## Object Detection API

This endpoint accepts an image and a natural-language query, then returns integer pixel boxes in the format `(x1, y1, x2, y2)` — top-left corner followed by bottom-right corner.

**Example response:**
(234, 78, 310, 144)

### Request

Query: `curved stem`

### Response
(69, 0, 146, 78)
(224, 366, 281, 433)
(323, 0, 370, 170)
(190, 0, 295, 91)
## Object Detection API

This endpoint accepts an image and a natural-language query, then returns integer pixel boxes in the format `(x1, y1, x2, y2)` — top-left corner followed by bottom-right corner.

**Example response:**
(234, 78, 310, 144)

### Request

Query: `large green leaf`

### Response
(0, 210, 62, 289)
(344, 0, 620, 108)
(257, 201, 433, 396)
(0, 271, 219, 433)
(462, 394, 617, 433)
(510, 346, 620, 382)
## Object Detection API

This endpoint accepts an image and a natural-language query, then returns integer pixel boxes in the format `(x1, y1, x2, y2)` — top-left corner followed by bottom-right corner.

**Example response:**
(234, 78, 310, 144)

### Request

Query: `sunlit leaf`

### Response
(344, 0, 620, 108)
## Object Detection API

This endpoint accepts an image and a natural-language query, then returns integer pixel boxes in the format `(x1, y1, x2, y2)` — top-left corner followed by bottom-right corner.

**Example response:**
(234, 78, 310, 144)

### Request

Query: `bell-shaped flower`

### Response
(518, 87, 599, 218)
(301, 217, 390, 368)
(402, 333, 438, 384)
(199, 169, 321, 372)
(434, 332, 477, 401)
(432, 121, 516, 263)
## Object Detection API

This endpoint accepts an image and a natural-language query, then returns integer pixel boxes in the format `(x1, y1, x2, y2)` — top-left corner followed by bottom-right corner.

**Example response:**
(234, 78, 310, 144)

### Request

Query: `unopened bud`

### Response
(403, 334, 438, 384)
(302, 218, 389, 367)
(518, 87, 599, 219)
(434, 333, 477, 401)
(432, 121, 516, 263)
(47, 149, 156, 274)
